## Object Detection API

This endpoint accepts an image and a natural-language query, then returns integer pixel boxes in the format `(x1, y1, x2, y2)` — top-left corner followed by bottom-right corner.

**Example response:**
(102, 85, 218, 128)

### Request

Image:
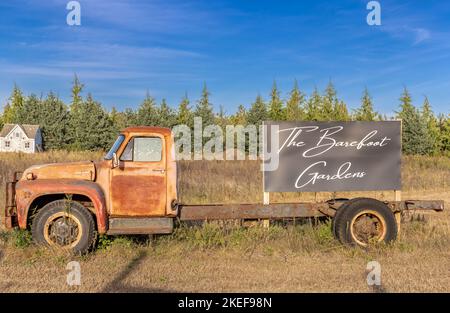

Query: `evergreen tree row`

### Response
(0, 76, 449, 156)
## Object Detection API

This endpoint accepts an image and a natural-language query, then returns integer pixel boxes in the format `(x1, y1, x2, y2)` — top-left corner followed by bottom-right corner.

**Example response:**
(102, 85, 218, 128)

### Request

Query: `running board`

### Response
(107, 217, 173, 235)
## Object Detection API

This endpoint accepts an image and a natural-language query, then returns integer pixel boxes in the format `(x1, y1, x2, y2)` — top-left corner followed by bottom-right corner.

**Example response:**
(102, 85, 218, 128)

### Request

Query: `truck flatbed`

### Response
(178, 199, 444, 221)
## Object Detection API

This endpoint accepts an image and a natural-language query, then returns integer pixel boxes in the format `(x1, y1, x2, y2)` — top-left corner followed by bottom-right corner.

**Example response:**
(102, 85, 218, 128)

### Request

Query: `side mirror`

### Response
(112, 153, 119, 169)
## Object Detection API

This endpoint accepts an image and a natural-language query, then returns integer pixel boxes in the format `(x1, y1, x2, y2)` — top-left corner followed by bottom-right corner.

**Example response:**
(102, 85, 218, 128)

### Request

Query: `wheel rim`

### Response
(43, 212, 82, 248)
(350, 210, 387, 247)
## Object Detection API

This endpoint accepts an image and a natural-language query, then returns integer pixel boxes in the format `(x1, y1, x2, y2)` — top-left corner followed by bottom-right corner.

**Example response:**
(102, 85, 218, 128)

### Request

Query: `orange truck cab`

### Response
(4, 127, 178, 253)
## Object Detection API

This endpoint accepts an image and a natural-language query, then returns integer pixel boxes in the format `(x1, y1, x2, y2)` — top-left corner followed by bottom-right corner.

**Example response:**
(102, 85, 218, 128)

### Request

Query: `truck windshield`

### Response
(104, 135, 125, 160)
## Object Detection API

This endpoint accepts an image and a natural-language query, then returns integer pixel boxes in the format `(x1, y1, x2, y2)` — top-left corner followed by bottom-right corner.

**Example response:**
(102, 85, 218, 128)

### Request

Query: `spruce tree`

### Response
(396, 88, 429, 155)
(39, 92, 69, 150)
(157, 98, 177, 128)
(230, 105, 247, 125)
(124, 108, 138, 127)
(68, 75, 85, 149)
(216, 105, 230, 131)
(3, 84, 25, 123)
(268, 82, 285, 121)
(247, 94, 267, 126)
(321, 81, 336, 120)
(334, 100, 350, 121)
(305, 88, 322, 121)
(285, 80, 304, 121)
(176, 93, 193, 127)
(111, 107, 133, 132)
(438, 114, 450, 156)
(110, 106, 120, 130)
(194, 83, 215, 126)
(21, 94, 41, 123)
(136, 92, 158, 126)
(421, 96, 440, 155)
(82, 94, 115, 150)
(354, 88, 378, 121)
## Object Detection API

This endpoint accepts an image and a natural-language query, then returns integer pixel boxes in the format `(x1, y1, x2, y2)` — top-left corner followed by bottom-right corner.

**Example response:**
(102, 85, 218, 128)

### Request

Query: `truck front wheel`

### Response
(31, 200, 96, 254)
(333, 198, 397, 247)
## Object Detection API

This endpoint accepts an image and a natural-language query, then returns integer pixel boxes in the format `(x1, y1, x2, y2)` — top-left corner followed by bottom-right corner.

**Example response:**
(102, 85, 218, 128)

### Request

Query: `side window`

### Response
(120, 139, 134, 161)
(120, 137, 162, 162)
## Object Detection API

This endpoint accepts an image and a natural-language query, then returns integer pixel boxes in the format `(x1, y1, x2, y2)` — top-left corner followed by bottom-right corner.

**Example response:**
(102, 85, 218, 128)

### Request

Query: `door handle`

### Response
(152, 168, 166, 173)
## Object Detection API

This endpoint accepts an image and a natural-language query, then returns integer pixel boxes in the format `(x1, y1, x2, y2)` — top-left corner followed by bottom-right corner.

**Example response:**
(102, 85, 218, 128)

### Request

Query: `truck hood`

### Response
(22, 161, 96, 181)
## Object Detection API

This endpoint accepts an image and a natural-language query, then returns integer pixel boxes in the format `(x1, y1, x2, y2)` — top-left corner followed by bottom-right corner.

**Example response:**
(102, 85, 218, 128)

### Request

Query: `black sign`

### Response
(263, 121, 401, 192)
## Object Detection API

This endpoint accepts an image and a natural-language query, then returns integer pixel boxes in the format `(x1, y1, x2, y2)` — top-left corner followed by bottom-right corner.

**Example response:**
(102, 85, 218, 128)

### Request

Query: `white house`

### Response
(0, 124, 43, 153)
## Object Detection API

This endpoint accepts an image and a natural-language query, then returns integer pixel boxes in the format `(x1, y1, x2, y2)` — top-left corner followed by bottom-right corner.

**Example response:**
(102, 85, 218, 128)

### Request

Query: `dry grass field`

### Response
(0, 152, 449, 292)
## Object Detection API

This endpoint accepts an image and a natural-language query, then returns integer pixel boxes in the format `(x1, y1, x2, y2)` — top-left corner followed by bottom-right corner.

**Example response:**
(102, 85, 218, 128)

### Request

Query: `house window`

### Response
(5, 141, 10, 148)
(15, 132, 19, 137)
(25, 142, 30, 149)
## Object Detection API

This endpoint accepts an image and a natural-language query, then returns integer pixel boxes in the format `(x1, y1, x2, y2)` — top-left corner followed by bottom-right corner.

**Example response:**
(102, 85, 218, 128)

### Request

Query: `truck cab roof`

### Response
(121, 126, 172, 136)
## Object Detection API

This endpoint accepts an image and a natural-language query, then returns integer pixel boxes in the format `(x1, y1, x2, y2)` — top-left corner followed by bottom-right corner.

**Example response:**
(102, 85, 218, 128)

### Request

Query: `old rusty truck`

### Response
(3, 126, 445, 253)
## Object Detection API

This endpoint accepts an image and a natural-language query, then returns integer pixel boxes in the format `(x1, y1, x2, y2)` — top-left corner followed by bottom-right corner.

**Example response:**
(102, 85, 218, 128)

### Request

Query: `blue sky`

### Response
(0, 0, 449, 115)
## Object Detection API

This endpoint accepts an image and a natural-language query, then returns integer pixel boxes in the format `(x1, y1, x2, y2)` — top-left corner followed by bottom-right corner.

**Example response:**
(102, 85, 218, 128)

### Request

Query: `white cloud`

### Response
(413, 28, 431, 44)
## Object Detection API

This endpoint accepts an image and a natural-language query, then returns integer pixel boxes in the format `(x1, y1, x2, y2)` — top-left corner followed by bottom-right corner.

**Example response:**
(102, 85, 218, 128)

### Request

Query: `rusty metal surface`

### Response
(179, 202, 327, 220)
(3, 216, 13, 228)
(22, 161, 96, 181)
(14, 171, 23, 181)
(317, 206, 337, 217)
(385, 200, 444, 212)
(9, 127, 178, 234)
(110, 128, 177, 217)
(4, 172, 20, 229)
(165, 131, 178, 217)
(94, 160, 112, 215)
(111, 175, 166, 216)
(7, 182, 15, 208)
(107, 217, 173, 235)
(110, 131, 167, 216)
(14, 179, 108, 233)
(121, 126, 172, 137)
(404, 200, 444, 211)
(180, 199, 445, 221)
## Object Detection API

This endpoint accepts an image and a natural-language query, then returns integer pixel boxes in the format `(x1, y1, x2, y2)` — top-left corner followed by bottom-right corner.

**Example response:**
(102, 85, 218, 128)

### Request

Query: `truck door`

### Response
(110, 135, 167, 216)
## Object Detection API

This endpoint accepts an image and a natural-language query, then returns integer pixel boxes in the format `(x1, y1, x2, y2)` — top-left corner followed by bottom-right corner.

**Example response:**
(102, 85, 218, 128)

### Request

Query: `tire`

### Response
(32, 200, 96, 254)
(332, 198, 397, 247)
(332, 197, 363, 238)
(332, 199, 351, 239)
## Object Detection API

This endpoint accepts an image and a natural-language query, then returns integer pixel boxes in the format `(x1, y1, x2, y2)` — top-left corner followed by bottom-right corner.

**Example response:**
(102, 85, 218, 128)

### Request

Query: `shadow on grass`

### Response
(102, 249, 174, 293)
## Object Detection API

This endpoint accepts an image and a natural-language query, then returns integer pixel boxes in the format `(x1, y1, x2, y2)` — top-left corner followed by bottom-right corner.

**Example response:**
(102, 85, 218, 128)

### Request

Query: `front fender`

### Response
(15, 179, 108, 233)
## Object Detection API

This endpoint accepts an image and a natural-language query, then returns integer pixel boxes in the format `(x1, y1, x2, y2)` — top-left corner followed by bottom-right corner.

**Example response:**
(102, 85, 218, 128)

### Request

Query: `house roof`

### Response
(0, 124, 40, 138)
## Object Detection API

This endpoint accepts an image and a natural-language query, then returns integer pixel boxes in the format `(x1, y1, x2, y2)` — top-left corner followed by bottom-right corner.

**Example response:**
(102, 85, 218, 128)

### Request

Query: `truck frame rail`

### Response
(179, 200, 444, 221)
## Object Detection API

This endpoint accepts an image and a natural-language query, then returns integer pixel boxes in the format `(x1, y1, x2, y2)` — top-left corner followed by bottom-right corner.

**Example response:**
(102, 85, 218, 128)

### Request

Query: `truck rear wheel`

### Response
(31, 200, 96, 254)
(333, 198, 397, 247)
